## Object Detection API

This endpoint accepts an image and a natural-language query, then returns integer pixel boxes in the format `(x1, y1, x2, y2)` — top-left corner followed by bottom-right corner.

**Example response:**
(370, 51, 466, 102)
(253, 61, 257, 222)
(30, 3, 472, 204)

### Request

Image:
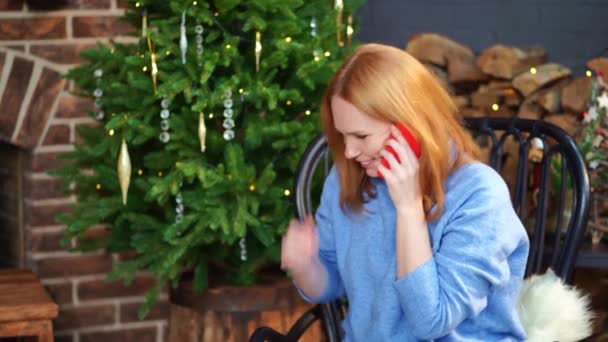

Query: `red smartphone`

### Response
(378, 123, 421, 178)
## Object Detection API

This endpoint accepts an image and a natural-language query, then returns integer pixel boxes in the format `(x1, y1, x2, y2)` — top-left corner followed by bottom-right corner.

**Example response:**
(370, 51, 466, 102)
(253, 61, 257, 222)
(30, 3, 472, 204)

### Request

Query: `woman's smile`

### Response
(359, 158, 377, 169)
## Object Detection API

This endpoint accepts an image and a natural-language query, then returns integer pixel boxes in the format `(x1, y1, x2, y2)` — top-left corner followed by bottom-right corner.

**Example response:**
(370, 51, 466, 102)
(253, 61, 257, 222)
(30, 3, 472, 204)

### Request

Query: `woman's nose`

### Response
(344, 141, 359, 159)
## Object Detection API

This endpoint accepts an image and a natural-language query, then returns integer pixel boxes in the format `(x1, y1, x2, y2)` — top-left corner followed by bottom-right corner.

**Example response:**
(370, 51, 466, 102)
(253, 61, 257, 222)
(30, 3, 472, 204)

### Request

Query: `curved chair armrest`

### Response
(249, 327, 290, 342)
(285, 304, 324, 340)
(249, 305, 325, 342)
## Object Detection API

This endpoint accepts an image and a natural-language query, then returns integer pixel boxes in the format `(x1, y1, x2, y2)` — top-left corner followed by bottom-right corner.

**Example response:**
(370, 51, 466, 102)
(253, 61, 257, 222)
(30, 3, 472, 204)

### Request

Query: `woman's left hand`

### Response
(377, 125, 424, 213)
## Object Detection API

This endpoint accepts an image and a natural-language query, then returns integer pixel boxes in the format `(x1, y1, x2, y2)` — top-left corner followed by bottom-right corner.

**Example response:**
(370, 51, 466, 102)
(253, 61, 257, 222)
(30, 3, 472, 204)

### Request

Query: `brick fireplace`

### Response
(0, 1, 168, 341)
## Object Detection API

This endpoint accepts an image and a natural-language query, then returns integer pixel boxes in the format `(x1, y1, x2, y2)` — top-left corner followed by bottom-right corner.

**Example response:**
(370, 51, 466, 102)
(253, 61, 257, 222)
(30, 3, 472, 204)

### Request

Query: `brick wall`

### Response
(0, 1, 168, 341)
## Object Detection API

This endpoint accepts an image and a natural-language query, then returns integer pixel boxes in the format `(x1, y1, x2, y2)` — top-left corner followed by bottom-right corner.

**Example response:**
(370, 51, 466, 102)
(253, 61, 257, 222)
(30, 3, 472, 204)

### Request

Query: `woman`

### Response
(281, 43, 530, 341)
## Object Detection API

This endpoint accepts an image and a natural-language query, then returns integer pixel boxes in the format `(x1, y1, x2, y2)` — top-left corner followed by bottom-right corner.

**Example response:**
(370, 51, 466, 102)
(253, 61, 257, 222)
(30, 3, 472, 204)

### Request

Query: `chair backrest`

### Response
(294, 117, 590, 281)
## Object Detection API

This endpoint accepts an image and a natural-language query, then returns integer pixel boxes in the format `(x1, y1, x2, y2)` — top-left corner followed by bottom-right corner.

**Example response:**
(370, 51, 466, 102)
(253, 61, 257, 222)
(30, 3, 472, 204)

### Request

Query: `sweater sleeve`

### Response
(296, 168, 345, 303)
(393, 181, 525, 340)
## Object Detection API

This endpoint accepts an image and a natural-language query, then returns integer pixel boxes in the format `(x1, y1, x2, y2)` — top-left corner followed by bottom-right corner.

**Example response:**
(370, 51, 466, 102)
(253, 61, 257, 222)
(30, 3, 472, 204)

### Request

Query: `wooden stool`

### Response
(0, 269, 58, 341)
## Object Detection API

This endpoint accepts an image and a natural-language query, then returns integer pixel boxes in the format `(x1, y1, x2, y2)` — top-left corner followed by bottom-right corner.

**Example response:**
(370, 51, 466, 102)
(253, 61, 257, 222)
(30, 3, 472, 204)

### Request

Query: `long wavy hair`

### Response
(321, 43, 481, 221)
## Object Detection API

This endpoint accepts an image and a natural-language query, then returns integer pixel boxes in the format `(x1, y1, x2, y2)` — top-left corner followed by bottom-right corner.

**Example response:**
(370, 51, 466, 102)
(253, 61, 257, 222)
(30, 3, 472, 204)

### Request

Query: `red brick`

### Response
(116, 250, 138, 262)
(45, 281, 73, 305)
(16, 67, 66, 148)
(27, 0, 110, 10)
(78, 275, 155, 301)
(56, 93, 94, 118)
(26, 202, 73, 227)
(120, 299, 169, 322)
(29, 229, 67, 252)
(30, 43, 96, 64)
(64, 0, 111, 9)
(73, 225, 111, 249)
(42, 124, 71, 145)
(26, 0, 70, 10)
(54, 304, 115, 331)
(26, 177, 66, 199)
(0, 56, 33, 140)
(36, 254, 113, 278)
(0, 0, 24, 10)
(0, 17, 66, 40)
(116, 0, 129, 8)
(73, 16, 133, 38)
(81, 327, 157, 342)
(27, 152, 68, 172)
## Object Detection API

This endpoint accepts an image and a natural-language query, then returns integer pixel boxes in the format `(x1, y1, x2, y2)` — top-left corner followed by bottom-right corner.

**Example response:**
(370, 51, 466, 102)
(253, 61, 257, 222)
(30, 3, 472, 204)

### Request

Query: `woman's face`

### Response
(331, 96, 392, 178)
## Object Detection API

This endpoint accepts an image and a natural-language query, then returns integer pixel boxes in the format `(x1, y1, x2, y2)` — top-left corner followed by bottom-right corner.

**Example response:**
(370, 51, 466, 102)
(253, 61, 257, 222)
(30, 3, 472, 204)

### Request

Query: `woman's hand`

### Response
(377, 125, 424, 213)
(281, 215, 319, 274)
(380, 126, 432, 277)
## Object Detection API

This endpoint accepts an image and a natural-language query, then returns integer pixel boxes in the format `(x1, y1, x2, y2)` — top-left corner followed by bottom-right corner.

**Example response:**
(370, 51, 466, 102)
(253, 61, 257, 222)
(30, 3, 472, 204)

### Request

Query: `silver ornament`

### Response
(223, 118, 235, 129)
(159, 132, 170, 143)
(160, 119, 170, 131)
(239, 237, 247, 261)
(180, 11, 188, 64)
(223, 129, 235, 141)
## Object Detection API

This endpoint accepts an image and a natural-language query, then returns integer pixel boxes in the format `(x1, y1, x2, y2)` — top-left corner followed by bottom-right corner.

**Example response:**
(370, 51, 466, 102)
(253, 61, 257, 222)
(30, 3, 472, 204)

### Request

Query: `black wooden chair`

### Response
(249, 117, 591, 342)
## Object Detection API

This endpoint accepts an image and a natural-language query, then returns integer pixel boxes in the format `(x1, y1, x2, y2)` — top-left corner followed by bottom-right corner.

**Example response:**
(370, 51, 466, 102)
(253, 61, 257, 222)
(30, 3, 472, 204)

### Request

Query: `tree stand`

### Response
(168, 276, 322, 341)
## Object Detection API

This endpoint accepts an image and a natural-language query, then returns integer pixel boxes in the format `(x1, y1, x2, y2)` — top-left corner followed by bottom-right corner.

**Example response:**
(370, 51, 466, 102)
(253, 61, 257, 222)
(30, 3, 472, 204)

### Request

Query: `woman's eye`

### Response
(354, 134, 367, 139)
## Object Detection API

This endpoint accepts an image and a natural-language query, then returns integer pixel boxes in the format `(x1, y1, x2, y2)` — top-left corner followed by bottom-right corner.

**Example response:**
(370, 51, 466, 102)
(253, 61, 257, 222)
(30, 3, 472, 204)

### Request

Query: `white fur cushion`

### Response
(516, 269, 594, 342)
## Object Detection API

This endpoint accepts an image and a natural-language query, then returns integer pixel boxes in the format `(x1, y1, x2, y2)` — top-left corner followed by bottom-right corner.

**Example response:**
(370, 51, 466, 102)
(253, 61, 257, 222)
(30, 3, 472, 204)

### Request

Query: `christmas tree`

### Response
(53, 0, 363, 318)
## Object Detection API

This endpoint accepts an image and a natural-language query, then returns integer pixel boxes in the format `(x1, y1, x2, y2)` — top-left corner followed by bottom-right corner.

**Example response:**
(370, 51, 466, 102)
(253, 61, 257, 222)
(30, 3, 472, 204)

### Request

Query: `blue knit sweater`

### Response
(297, 162, 529, 341)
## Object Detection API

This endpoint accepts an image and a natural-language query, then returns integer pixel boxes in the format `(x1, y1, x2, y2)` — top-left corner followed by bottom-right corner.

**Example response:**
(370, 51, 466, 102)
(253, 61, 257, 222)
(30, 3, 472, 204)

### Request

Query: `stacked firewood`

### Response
(405, 33, 608, 138)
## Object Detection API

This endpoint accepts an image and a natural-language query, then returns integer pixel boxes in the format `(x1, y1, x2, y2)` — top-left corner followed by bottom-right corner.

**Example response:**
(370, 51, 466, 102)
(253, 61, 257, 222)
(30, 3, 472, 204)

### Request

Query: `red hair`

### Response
(321, 43, 481, 221)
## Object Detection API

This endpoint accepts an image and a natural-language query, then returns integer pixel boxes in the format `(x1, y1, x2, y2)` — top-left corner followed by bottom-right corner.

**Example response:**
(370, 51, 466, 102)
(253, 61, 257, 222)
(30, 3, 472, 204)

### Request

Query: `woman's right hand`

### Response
(281, 215, 319, 274)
